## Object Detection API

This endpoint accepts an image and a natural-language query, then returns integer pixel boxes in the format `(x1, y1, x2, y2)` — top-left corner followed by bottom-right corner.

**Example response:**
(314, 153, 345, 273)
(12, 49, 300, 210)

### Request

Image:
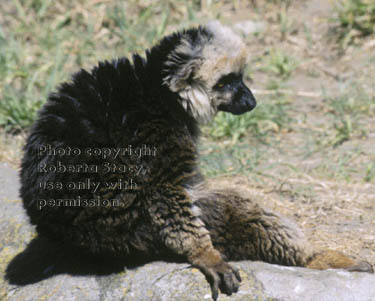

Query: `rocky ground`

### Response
(0, 163, 375, 300)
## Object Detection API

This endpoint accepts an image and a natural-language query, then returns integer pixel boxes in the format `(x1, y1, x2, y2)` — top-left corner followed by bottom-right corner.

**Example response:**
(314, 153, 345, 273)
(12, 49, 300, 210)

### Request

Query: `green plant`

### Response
(334, 0, 375, 46)
(208, 97, 291, 142)
(263, 49, 298, 79)
(329, 88, 375, 117)
(364, 162, 375, 182)
(199, 142, 262, 177)
(266, 0, 292, 6)
(332, 116, 354, 147)
(0, 92, 43, 132)
(277, 8, 294, 40)
(326, 88, 375, 147)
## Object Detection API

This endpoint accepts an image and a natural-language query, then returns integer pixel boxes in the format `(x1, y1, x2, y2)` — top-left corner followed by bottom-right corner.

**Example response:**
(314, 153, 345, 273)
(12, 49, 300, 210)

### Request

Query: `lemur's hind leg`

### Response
(196, 189, 373, 273)
(196, 190, 309, 266)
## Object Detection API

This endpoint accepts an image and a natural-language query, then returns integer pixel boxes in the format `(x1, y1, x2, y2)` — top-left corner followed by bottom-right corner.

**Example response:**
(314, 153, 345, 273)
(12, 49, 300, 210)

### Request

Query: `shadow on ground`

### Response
(5, 235, 160, 286)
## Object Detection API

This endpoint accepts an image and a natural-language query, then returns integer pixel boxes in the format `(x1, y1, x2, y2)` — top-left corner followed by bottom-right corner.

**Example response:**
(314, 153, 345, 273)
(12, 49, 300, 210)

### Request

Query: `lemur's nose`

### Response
(240, 81, 256, 112)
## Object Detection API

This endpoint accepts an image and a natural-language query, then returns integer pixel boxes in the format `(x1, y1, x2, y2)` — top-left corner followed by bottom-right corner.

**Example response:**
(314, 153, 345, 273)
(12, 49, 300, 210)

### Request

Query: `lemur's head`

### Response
(163, 21, 256, 123)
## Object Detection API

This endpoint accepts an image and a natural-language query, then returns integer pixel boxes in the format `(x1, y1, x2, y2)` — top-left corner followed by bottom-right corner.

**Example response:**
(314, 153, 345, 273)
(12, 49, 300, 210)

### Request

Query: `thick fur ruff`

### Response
(21, 24, 236, 256)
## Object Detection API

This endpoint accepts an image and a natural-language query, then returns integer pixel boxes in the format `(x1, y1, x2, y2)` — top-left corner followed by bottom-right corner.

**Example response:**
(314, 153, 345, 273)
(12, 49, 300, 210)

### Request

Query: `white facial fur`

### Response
(164, 21, 248, 124)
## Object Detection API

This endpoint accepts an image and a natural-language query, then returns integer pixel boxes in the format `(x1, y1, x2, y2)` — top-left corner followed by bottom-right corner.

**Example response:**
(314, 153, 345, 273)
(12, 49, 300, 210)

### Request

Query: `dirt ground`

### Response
(1, 0, 374, 267)
(209, 0, 375, 265)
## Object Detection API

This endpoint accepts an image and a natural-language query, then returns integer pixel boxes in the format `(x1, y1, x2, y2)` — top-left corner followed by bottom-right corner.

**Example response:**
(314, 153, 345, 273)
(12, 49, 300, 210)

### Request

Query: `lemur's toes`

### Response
(345, 261, 374, 273)
(307, 250, 373, 273)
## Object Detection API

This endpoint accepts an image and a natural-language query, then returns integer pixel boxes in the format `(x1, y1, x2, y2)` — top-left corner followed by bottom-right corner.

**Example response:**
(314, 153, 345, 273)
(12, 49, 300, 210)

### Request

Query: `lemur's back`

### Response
(20, 55, 202, 256)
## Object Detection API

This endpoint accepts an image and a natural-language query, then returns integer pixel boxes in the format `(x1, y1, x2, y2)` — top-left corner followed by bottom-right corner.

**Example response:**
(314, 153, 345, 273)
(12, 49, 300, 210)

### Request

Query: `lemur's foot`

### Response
(345, 260, 373, 273)
(307, 250, 373, 273)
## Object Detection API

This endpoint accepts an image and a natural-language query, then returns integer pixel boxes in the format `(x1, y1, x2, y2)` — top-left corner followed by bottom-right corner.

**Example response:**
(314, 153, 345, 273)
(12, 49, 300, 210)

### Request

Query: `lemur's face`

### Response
(212, 72, 256, 115)
(163, 21, 257, 123)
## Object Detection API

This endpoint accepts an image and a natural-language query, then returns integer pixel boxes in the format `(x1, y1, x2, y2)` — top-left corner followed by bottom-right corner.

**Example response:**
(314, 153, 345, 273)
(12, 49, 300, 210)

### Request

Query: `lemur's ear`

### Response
(163, 39, 203, 92)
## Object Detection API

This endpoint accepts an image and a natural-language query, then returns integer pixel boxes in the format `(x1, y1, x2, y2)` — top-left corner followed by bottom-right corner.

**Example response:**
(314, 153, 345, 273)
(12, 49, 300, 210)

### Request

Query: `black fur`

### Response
(19, 25, 249, 300)
(20, 27, 213, 256)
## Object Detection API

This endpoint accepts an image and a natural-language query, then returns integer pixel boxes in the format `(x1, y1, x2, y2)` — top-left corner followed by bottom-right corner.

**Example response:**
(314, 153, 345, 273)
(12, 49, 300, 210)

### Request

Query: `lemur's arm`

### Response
(145, 184, 241, 300)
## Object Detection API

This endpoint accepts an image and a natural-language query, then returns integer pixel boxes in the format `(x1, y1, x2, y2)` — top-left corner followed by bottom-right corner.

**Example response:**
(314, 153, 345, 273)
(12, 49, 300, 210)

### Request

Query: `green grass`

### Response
(199, 142, 263, 177)
(326, 88, 374, 146)
(0, 0, 295, 143)
(364, 162, 375, 182)
(263, 49, 298, 79)
(0, 91, 43, 132)
(328, 87, 375, 116)
(1, 0, 373, 184)
(265, 0, 292, 6)
(208, 97, 291, 143)
(0, 0, 201, 132)
(332, 116, 354, 147)
(276, 7, 294, 40)
(333, 0, 375, 47)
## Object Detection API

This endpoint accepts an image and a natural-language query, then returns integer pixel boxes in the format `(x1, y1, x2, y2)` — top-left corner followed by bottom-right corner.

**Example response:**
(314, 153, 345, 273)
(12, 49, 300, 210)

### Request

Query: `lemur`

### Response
(19, 21, 373, 300)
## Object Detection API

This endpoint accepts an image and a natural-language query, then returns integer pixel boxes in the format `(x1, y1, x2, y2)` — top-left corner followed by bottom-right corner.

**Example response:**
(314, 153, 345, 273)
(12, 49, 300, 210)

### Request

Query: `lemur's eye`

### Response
(214, 72, 241, 90)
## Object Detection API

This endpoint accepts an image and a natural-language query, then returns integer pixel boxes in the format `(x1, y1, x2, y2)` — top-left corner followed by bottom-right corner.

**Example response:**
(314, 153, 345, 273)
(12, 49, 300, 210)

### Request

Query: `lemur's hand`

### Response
(191, 249, 241, 300)
(207, 260, 241, 300)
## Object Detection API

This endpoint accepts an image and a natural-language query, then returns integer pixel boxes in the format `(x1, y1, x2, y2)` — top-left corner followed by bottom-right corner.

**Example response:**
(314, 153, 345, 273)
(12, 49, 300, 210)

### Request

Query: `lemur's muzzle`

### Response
(217, 80, 257, 115)
(227, 81, 256, 115)
(239, 81, 256, 113)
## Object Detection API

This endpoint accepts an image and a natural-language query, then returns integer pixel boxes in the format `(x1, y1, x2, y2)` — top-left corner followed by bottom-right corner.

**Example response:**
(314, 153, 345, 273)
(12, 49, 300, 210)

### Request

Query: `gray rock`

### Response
(0, 163, 20, 202)
(1, 165, 375, 301)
